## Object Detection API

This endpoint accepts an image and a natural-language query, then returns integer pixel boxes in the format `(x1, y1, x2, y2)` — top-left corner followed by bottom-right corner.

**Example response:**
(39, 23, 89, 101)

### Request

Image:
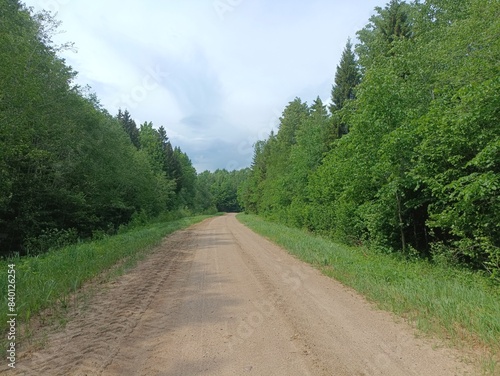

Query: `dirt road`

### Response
(8, 214, 475, 375)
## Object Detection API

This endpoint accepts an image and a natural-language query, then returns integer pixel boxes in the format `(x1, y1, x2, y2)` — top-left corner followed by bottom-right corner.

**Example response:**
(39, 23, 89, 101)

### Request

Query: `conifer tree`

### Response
(330, 39, 360, 137)
(117, 109, 141, 149)
(356, 0, 413, 70)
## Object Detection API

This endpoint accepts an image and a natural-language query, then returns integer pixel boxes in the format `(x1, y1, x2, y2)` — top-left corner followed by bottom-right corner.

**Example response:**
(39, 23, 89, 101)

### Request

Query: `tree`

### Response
(379, 0, 412, 44)
(287, 97, 330, 228)
(160, 127, 183, 192)
(356, 0, 413, 71)
(239, 0, 499, 273)
(138, 122, 176, 212)
(260, 98, 309, 222)
(276, 97, 309, 147)
(174, 147, 197, 209)
(0, 0, 78, 252)
(330, 39, 361, 137)
(209, 169, 246, 212)
(0, 2, 204, 254)
(238, 139, 273, 214)
(138, 122, 165, 172)
(195, 171, 217, 213)
(410, 0, 500, 269)
(330, 40, 358, 112)
(117, 109, 140, 149)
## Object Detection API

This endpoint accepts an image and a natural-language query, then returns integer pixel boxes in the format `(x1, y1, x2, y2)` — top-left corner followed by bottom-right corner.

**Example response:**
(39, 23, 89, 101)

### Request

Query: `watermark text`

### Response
(6, 264, 16, 368)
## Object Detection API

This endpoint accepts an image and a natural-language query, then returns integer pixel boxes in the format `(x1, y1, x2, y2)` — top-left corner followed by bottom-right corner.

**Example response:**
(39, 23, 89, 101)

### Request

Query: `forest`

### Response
(0, 0, 245, 256)
(1, 1, 499, 370)
(238, 0, 500, 274)
(1, 0, 499, 275)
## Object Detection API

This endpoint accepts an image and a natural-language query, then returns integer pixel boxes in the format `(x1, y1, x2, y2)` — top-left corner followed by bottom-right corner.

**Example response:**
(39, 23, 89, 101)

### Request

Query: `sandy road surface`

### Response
(6, 214, 475, 375)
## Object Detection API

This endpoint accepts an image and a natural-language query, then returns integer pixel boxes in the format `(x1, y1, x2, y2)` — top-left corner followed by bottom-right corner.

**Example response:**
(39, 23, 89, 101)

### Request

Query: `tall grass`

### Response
(237, 214, 500, 368)
(0, 215, 212, 339)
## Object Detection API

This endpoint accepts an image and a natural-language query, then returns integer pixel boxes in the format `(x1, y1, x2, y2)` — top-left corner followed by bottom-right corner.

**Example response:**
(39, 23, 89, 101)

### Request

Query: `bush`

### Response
(24, 228, 79, 255)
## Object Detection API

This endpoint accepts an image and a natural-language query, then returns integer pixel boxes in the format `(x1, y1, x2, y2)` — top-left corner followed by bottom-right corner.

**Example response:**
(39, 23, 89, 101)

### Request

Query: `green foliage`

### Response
(117, 109, 140, 149)
(240, 0, 500, 274)
(198, 168, 248, 212)
(174, 147, 197, 209)
(413, 77, 500, 268)
(356, 0, 413, 70)
(137, 121, 177, 212)
(287, 97, 330, 228)
(239, 98, 316, 223)
(330, 39, 361, 137)
(409, 0, 500, 269)
(330, 39, 360, 113)
(24, 228, 79, 255)
(0, 2, 206, 255)
(237, 140, 270, 214)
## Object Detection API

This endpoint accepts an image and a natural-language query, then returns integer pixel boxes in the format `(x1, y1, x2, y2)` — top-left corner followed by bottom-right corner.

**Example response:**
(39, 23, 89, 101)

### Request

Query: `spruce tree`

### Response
(117, 109, 141, 149)
(379, 0, 412, 44)
(356, 0, 413, 70)
(330, 39, 360, 137)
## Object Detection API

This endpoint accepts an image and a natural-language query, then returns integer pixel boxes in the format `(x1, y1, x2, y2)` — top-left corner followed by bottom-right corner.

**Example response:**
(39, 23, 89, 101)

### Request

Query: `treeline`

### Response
(198, 168, 249, 213)
(0, 1, 244, 256)
(239, 0, 499, 273)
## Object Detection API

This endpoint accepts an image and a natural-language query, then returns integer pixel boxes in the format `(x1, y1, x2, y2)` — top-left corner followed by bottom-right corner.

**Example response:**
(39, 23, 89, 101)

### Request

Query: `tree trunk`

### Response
(396, 191, 406, 252)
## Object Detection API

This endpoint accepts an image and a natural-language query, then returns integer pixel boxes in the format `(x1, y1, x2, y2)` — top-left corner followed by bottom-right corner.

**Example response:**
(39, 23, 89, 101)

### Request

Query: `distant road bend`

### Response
(11, 214, 475, 375)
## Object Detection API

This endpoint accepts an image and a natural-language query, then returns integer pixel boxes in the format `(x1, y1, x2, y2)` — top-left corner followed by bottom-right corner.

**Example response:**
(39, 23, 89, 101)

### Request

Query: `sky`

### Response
(23, 0, 388, 172)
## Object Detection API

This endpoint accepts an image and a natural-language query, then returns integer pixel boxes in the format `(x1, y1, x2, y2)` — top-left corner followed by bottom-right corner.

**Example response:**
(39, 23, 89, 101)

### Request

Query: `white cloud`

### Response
(24, 0, 386, 172)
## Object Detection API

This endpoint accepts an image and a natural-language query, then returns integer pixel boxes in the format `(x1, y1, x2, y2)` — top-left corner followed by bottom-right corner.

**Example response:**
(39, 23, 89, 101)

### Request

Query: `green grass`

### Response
(237, 213, 500, 371)
(0, 214, 213, 342)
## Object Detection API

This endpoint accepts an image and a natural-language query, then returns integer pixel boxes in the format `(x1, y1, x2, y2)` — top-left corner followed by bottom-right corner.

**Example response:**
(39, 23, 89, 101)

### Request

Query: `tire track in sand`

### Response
(6, 223, 205, 376)
(3, 215, 478, 376)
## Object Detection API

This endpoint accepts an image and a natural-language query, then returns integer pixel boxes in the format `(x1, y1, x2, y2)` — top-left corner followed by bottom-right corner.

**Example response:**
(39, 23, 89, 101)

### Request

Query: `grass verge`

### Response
(0, 214, 213, 344)
(237, 213, 500, 372)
